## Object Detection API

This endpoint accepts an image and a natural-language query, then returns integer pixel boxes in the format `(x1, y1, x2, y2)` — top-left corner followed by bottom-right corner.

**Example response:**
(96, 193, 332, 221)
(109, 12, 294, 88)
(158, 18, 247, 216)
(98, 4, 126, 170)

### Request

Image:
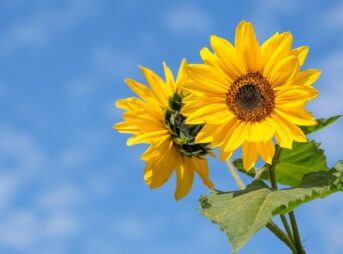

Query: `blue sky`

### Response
(0, 0, 343, 253)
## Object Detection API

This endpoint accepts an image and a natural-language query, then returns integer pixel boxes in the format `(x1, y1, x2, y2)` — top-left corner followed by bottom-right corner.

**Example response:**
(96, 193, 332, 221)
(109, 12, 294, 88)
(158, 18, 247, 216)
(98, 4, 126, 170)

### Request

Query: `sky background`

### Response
(0, 0, 343, 253)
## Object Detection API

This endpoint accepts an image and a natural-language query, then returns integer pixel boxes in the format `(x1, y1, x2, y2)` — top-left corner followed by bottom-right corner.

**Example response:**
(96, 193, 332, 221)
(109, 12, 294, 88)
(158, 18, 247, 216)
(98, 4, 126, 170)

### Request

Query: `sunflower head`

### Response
(115, 59, 214, 200)
(181, 20, 320, 170)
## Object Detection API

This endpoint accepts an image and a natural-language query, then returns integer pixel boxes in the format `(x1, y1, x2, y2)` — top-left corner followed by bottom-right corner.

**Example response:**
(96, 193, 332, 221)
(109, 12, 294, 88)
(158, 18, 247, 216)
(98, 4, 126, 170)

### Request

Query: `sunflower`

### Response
(114, 60, 214, 200)
(181, 21, 319, 170)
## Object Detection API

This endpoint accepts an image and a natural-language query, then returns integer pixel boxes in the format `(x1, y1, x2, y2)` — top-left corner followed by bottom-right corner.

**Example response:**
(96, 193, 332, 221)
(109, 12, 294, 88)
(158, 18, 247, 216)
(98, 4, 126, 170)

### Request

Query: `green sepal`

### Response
(163, 92, 211, 158)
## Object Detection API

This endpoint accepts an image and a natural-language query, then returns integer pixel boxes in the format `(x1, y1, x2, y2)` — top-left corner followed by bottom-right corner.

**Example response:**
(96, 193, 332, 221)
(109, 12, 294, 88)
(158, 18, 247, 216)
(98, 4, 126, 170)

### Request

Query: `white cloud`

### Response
(0, 126, 83, 251)
(322, 1, 343, 30)
(314, 49, 343, 114)
(112, 215, 163, 241)
(67, 77, 96, 99)
(42, 213, 78, 237)
(252, 0, 303, 38)
(0, 0, 99, 51)
(0, 125, 47, 208)
(164, 5, 213, 35)
(0, 210, 78, 250)
(37, 184, 83, 210)
(92, 45, 140, 77)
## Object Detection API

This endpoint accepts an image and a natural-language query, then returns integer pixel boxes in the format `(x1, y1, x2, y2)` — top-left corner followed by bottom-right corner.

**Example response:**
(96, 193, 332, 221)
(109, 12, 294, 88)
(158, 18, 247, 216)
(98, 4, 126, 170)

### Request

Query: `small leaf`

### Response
(333, 160, 343, 172)
(300, 115, 342, 135)
(200, 167, 343, 253)
(234, 141, 329, 187)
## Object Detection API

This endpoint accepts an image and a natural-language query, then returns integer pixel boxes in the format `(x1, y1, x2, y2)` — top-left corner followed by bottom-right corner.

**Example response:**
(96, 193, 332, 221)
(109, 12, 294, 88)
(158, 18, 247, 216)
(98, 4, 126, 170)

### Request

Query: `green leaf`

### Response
(300, 115, 342, 135)
(200, 168, 343, 253)
(234, 141, 329, 187)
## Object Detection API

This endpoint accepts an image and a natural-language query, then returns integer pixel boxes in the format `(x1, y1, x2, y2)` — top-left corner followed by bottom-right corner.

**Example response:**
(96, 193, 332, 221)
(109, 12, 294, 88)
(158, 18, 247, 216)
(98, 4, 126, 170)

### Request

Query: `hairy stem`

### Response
(227, 160, 246, 189)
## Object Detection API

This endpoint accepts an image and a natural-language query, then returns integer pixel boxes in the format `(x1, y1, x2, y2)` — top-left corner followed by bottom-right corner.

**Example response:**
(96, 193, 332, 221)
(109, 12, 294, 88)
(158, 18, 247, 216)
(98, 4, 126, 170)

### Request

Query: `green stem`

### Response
(280, 214, 295, 243)
(268, 147, 294, 242)
(266, 221, 296, 253)
(269, 146, 306, 254)
(289, 211, 306, 254)
(269, 145, 281, 189)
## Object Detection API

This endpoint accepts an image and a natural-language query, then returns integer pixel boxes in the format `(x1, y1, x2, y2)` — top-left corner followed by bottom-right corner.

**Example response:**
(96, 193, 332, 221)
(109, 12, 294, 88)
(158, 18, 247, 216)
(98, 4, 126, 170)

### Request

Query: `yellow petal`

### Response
(275, 107, 317, 126)
(261, 32, 280, 66)
(114, 121, 140, 134)
(268, 114, 293, 149)
(269, 55, 299, 89)
(220, 149, 233, 162)
(125, 79, 155, 104)
(210, 35, 246, 78)
(242, 141, 258, 170)
(235, 21, 261, 72)
(263, 32, 293, 78)
(186, 64, 231, 91)
(141, 145, 160, 161)
(174, 156, 195, 200)
(211, 117, 237, 147)
(116, 97, 142, 110)
(200, 47, 219, 67)
(247, 120, 275, 143)
(163, 62, 176, 97)
(192, 158, 214, 188)
(127, 130, 169, 146)
(275, 87, 318, 108)
(149, 146, 177, 189)
(185, 103, 230, 124)
(224, 121, 248, 151)
(176, 58, 188, 92)
(294, 69, 321, 87)
(139, 66, 169, 108)
(194, 126, 213, 144)
(256, 140, 275, 165)
(292, 46, 308, 66)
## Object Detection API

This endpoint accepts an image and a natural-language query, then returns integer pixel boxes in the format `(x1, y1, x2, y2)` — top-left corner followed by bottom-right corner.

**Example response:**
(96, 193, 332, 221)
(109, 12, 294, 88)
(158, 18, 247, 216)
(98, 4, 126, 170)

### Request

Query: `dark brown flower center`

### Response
(226, 72, 275, 122)
(236, 84, 263, 110)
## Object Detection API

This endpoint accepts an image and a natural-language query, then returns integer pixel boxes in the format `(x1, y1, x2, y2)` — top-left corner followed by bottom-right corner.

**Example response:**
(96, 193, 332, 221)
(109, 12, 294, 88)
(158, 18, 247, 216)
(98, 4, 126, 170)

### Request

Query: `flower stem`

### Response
(280, 214, 295, 243)
(226, 160, 296, 252)
(269, 146, 306, 254)
(289, 211, 306, 254)
(266, 221, 296, 253)
(227, 160, 246, 189)
(268, 147, 294, 243)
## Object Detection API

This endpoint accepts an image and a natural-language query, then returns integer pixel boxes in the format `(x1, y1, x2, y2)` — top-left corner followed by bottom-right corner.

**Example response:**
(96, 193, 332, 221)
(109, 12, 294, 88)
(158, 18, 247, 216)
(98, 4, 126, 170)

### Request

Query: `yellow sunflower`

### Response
(181, 21, 319, 170)
(115, 59, 214, 200)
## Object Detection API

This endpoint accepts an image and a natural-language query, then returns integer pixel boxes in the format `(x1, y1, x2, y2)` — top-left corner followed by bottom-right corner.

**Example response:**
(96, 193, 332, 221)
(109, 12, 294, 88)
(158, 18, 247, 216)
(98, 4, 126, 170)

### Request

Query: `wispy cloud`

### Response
(92, 45, 140, 78)
(0, 125, 47, 208)
(164, 5, 213, 35)
(252, 0, 303, 38)
(322, 1, 343, 30)
(0, 126, 82, 251)
(311, 49, 343, 115)
(0, 0, 99, 51)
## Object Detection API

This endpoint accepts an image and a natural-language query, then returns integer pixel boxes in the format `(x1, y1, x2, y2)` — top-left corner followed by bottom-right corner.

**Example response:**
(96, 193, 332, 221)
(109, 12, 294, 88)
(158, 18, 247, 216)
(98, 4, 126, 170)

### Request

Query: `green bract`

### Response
(163, 92, 211, 158)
